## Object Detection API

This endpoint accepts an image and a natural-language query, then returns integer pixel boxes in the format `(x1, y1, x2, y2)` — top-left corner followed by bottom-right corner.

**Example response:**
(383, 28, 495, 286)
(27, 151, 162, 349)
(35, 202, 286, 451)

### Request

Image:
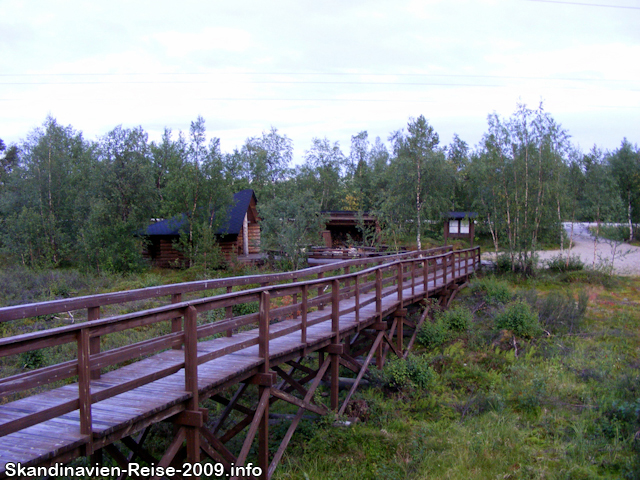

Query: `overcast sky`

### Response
(2, 0, 639, 163)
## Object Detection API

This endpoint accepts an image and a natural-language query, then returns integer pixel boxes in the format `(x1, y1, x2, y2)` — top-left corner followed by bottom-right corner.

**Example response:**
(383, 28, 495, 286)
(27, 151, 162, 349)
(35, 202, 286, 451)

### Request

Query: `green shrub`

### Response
(472, 277, 512, 304)
(417, 319, 450, 348)
(546, 254, 584, 272)
(495, 254, 513, 273)
(232, 301, 259, 316)
(20, 349, 44, 369)
(440, 306, 472, 331)
(494, 301, 542, 338)
(379, 354, 436, 390)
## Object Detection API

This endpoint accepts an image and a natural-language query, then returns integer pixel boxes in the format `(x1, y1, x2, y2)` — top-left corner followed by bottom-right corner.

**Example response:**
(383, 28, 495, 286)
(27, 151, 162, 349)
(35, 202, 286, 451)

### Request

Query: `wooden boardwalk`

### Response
(0, 247, 480, 479)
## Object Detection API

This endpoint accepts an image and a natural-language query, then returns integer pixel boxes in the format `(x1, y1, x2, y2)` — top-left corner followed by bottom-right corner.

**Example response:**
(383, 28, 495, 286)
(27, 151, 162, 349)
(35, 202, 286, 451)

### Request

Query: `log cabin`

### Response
(142, 189, 261, 268)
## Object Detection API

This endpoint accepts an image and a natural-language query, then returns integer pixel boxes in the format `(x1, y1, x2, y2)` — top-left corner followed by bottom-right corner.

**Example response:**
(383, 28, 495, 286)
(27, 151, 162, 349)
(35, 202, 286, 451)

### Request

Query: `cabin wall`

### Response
(248, 223, 260, 254)
(143, 236, 187, 268)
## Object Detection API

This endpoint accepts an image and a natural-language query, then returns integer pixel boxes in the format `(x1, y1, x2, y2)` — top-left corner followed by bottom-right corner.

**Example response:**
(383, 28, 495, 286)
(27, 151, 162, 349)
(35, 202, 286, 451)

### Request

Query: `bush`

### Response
(232, 301, 259, 317)
(494, 301, 542, 338)
(440, 306, 472, 332)
(495, 254, 513, 273)
(546, 254, 585, 272)
(379, 354, 436, 391)
(472, 277, 512, 304)
(417, 319, 450, 348)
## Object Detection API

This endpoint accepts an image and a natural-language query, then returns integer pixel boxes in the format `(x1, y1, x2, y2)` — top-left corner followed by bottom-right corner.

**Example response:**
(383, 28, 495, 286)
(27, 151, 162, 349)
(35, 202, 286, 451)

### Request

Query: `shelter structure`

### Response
(443, 211, 477, 246)
(142, 189, 260, 268)
(320, 211, 379, 248)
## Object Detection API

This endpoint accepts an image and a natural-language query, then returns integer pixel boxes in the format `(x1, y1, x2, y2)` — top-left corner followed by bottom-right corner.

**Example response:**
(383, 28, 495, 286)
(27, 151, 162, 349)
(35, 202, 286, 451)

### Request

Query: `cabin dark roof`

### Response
(143, 189, 257, 237)
(445, 211, 478, 219)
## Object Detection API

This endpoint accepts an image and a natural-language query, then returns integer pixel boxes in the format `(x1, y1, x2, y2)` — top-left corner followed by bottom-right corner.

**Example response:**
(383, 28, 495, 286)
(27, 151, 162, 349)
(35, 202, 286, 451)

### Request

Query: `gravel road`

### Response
(486, 223, 640, 276)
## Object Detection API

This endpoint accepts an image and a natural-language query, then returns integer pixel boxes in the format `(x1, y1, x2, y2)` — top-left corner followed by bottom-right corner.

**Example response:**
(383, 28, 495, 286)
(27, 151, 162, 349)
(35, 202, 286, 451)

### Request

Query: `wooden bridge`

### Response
(0, 246, 480, 479)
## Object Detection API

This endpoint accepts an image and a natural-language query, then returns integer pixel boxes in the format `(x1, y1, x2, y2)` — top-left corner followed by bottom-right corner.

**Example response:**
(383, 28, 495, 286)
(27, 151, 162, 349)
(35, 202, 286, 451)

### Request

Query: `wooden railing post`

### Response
(344, 265, 350, 292)
(423, 257, 429, 292)
(171, 294, 183, 350)
(330, 279, 341, 410)
(88, 306, 101, 379)
(397, 263, 403, 308)
(259, 291, 270, 371)
(375, 269, 382, 323)
(78, 328, 93, 455)
(184, 305, 200, 467)
(225, 287, 233, 337)
(317, 272, 324, 310)
(443, 253, 448, 285)
(454, 250, 458, 279)
(301, 285, 308, 348)
(355, 274, 360, 324)
(292, 276, 298, 319)
(411, 260, 416, 296)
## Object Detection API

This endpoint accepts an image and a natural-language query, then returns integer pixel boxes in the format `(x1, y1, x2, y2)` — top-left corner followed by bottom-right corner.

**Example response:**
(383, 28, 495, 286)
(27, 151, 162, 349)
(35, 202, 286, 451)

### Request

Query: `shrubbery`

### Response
(494, 301, 542, 338)
(417, 320, 450, 348)
(441, 306, 472, 331)
(417, 306, 472, 349)
(546, 254, 584, 272)
(378, 354, 436, 390)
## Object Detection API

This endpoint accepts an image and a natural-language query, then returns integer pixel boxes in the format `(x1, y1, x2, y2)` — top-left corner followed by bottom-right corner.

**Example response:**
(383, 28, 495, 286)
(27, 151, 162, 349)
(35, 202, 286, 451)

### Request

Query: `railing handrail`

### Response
(0, 247, 452, 323)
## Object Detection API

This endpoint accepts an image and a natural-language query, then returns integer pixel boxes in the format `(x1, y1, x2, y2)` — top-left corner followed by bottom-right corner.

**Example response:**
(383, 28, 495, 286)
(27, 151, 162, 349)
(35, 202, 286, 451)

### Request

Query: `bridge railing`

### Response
(0, 246, 480, 448)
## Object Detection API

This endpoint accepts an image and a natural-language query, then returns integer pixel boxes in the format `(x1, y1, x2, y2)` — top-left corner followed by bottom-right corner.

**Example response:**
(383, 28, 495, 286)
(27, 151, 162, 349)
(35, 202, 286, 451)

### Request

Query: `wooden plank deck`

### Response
(0, 251, 478, 476)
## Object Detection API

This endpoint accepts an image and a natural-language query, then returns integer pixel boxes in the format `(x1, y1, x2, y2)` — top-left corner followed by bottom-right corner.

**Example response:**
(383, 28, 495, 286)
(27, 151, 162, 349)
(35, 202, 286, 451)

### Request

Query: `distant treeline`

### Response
(0, 102, 638, 272)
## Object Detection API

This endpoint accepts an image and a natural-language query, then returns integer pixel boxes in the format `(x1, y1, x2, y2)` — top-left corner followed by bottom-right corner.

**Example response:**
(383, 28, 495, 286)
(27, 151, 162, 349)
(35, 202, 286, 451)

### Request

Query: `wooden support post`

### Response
(268, 358, 330, 479)
(87, 306, 101, 379)
(317, 271, 324, 310)
(330, 279, 340, 411)
(226, 286, 233, 337)
(258, 383, 269, 480)
(396, 310, 405, 353)
(171, 294, 182, 350)
(184, 306, 200, 470)
(258, 291, 270, 479)
(78, 328, 93, 455)
(344, 265, 350, 291)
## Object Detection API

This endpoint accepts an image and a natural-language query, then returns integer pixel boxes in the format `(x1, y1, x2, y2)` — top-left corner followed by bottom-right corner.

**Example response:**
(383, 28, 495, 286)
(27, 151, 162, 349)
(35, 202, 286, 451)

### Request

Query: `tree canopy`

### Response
(1, 103, 637, 272)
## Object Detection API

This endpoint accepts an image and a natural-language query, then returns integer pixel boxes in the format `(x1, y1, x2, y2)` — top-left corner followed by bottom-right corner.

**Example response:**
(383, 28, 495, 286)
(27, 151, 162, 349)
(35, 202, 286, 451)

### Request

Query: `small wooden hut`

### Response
(142, 189, 260, 268)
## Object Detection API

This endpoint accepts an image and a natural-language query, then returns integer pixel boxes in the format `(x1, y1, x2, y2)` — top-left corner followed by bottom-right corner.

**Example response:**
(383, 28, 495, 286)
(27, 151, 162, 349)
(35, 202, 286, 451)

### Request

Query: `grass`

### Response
(273, 273, 640, 480)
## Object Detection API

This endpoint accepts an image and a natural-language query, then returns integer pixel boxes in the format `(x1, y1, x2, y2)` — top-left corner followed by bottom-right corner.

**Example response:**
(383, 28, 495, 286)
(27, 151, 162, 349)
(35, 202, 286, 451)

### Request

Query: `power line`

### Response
(0, 80, 504, 87)
(525, 0, 640, 9)
(0, 72, 634, 83)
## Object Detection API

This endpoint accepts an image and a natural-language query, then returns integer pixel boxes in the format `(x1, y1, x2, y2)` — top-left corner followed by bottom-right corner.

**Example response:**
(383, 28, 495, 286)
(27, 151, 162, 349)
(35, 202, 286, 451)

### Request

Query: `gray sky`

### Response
(2, 0, 639, 162)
